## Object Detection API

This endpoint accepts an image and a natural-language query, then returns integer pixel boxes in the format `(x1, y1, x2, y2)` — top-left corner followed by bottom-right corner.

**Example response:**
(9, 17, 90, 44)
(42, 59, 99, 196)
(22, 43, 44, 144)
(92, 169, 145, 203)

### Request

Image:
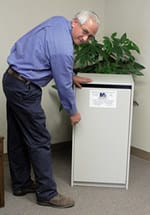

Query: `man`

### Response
(2, 10, 100, 208)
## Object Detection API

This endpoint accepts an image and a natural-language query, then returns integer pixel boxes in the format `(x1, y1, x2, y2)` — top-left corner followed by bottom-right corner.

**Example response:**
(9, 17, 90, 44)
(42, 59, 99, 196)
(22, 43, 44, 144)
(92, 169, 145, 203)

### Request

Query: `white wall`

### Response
(1, 0, 150, 153)
(0, 0, 104, 152)
(104, 0, 150, 151)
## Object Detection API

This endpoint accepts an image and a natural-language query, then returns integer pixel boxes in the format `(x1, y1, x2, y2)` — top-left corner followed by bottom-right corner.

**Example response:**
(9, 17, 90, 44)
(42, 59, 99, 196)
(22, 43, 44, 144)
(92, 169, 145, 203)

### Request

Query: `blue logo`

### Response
(99, 92, 106, 98)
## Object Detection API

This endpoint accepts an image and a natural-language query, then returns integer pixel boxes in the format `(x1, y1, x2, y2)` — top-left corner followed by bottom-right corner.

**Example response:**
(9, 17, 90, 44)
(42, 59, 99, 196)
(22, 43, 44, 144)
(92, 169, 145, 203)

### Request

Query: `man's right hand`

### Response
(70, 112, 81, 125)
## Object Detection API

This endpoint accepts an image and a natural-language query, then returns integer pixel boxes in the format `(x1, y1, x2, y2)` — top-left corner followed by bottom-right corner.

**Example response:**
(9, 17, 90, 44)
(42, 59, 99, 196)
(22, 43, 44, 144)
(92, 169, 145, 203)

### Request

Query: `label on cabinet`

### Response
(89, 89, 117, 108)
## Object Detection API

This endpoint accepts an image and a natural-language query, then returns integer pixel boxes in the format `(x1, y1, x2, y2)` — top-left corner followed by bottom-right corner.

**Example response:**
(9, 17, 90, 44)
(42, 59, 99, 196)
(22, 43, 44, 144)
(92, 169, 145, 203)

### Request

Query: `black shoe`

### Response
(37, 194, 75, 208)
(13, 182, 36, 196)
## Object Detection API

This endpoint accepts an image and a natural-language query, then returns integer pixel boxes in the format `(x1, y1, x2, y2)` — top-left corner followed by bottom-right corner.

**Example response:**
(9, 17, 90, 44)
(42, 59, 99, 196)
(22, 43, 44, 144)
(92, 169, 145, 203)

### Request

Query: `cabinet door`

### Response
(72, 87, 132, 185)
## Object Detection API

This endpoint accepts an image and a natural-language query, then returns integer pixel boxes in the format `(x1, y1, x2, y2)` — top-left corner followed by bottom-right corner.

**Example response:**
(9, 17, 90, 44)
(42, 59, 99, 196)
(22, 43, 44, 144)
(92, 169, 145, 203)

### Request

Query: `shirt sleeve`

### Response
(45, 24, 78, 115)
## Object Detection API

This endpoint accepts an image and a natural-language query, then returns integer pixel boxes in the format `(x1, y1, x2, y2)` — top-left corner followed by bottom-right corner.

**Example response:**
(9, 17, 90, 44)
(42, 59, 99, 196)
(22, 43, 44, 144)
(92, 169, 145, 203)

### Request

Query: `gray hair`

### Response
(74, 10, 100, 26)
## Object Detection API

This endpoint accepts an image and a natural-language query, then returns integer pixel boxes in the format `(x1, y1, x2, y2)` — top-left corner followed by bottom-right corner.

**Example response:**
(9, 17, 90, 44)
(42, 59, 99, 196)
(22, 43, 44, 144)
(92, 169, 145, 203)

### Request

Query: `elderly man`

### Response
(3, 10, 100, 208)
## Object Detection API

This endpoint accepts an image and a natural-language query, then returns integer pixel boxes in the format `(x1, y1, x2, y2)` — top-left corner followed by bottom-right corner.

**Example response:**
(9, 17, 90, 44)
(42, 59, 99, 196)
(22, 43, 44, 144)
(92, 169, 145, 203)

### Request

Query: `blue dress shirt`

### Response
(7, 16, 77, 115)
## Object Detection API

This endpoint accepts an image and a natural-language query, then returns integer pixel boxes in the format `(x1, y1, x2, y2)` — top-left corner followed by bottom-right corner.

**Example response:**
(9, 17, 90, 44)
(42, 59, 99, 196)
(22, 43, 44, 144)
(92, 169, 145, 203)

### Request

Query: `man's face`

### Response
(71, 18, 99, 45)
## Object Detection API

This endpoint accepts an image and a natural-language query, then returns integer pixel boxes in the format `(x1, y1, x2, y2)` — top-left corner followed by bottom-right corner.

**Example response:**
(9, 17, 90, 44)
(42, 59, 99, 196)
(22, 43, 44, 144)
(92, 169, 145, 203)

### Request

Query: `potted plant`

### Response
(52, 32, 145, 110)
(73, 32, 145, 76)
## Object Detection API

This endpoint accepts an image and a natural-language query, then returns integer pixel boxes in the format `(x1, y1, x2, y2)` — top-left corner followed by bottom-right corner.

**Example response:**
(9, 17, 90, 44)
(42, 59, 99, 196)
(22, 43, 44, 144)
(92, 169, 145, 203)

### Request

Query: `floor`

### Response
(1, 147, 150, 215)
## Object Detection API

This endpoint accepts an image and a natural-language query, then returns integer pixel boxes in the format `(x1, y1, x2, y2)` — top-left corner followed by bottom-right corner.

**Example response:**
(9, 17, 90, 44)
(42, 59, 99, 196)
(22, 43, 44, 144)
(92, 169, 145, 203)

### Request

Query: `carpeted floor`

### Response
(1, 146, 150, 215)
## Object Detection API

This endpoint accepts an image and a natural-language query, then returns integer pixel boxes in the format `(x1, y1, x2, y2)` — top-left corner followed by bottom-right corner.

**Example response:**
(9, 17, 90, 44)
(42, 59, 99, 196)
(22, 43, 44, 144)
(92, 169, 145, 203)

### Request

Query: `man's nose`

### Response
(82, 35, 89, 42)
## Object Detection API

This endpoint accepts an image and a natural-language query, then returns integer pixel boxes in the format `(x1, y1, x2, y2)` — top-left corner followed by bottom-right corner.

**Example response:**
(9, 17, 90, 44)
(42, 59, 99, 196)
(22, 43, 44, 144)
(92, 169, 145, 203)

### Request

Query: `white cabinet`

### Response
(71, 73, 134, 189)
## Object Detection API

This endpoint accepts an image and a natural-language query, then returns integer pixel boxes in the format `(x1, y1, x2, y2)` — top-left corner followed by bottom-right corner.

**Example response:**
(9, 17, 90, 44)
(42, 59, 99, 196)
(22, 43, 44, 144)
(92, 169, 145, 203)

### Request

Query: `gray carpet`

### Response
(1, 147, 150, 215)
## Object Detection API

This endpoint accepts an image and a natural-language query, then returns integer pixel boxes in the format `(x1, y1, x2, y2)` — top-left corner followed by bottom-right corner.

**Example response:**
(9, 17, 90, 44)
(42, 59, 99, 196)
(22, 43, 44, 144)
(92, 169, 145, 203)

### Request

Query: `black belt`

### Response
(7, 67, 31, 85)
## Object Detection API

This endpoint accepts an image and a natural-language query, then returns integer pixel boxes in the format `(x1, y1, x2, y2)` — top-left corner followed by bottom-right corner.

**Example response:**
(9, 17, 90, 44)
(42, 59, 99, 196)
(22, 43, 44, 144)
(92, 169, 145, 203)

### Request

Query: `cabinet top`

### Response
(77, 73, 134, 86)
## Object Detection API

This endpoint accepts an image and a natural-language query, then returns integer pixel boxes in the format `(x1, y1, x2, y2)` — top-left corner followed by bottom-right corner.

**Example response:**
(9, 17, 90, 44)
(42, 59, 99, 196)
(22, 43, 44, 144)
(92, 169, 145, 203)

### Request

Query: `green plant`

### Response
(52, 32, 145, 111)
(74, 32, 145, 76)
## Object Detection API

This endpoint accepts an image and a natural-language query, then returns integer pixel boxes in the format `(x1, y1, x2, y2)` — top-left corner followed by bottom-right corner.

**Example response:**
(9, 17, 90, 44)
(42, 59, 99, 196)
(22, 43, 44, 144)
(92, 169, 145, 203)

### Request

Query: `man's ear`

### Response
(72, 18, 78, 28)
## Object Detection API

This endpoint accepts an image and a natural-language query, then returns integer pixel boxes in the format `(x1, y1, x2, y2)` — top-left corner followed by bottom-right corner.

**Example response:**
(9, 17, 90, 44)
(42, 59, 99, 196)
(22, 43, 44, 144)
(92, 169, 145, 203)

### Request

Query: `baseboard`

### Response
(51, 141, 71, 151)
(51, 144, 150, 161)
(4, 143, 150, 161)
(131, 146, 150, 161)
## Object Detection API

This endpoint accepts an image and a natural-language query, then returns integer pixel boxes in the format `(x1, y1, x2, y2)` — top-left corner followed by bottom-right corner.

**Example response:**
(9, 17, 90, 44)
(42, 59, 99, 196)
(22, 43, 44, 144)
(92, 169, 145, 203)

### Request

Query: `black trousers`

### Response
(2, 71, 58, 201)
